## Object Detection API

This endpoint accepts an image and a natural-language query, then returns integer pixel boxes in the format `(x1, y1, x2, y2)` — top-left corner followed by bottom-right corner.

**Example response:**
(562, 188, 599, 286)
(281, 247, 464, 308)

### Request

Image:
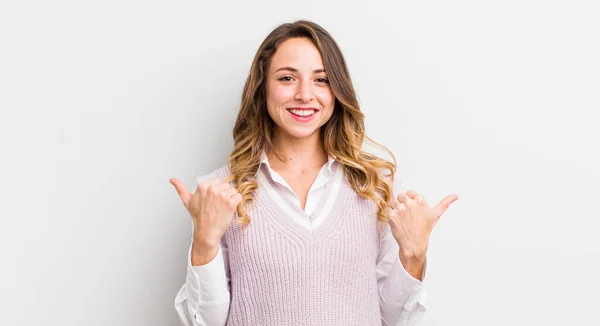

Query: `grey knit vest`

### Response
(212, 162, 384, 326)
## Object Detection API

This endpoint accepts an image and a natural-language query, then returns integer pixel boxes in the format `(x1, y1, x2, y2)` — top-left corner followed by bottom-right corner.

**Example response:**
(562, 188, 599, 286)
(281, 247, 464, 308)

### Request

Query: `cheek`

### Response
(317, 88, 335, 111)
(267, 85, 295, 107)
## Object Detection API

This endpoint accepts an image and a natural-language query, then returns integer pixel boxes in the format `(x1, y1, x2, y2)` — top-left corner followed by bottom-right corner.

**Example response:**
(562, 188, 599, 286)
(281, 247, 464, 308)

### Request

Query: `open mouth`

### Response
(287, 108, 318, 118)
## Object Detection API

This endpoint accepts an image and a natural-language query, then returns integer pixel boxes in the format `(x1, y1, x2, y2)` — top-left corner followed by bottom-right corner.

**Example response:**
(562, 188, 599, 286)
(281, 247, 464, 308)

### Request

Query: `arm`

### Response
(174, 239, 231, 326)
(378, 223, 427, 326)
(172, 173, 238, 325)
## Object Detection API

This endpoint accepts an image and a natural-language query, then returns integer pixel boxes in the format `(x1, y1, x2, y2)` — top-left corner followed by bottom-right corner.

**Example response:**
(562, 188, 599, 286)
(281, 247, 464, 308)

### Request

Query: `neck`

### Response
(268, 129, 328, 171)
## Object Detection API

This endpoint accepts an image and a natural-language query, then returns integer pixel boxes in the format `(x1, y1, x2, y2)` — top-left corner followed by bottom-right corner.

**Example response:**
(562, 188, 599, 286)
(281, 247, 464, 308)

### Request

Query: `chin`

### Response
(281, 126, 319, 139)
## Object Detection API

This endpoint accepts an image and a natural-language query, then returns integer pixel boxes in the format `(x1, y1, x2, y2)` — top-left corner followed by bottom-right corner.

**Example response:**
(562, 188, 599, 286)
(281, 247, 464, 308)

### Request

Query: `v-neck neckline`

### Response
(266, 161, 331, 214)
(259, 152, 335, 214)
(256, 161, 352, 240)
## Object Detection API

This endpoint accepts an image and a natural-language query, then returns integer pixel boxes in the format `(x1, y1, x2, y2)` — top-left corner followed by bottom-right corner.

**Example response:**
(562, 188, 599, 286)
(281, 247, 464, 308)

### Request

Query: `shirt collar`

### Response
(258, 151, 337, 176)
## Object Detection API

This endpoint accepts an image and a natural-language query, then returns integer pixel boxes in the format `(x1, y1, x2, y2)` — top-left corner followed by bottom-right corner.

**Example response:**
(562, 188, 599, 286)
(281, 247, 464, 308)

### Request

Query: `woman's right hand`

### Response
(169, 177, 242, 264)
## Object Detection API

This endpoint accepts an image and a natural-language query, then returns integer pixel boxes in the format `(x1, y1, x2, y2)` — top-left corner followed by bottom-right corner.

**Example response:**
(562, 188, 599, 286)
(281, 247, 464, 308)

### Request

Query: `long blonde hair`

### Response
(226, 20, 397, 224)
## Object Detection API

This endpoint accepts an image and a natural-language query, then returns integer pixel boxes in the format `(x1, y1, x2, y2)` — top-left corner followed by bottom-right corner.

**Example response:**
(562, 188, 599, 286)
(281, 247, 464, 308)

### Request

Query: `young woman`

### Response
(170, 20, 458, 326)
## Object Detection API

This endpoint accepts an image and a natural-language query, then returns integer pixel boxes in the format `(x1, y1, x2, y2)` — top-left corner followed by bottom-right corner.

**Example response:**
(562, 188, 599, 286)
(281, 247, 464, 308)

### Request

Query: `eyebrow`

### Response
(274, 66, 326, 73)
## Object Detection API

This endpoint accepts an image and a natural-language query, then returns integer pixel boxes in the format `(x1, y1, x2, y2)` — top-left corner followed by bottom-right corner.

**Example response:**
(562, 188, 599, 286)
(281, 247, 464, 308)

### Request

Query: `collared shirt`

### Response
(257, 151, 337, 217)
(174, 153, 428, 326)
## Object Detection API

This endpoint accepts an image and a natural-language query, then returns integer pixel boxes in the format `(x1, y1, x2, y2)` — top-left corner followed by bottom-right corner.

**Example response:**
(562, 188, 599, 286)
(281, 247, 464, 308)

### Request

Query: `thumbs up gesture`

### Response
(387, 190, 459, 262)
(169, 177, 242, 264)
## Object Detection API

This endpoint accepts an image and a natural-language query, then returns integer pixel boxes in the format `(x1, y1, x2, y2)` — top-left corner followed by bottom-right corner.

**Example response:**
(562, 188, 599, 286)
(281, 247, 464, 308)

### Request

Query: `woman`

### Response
(170, 20, 458, 326)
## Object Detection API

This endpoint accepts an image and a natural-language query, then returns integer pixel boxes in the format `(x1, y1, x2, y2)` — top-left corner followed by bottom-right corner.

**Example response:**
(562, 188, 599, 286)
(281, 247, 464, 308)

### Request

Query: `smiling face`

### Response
(265, 37, 335, 141)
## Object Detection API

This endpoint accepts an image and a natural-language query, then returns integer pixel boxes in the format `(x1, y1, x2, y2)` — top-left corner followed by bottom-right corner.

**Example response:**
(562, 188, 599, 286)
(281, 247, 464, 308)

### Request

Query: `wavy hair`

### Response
(225, 20, 397, 224)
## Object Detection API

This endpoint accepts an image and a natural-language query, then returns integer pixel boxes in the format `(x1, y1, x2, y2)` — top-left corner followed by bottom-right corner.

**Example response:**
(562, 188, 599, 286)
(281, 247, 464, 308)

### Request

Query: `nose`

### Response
(294, 79, 313, 103)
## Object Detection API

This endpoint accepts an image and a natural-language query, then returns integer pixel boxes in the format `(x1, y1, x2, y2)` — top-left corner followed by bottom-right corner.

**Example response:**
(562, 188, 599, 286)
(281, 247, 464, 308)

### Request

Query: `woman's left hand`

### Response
(387, 190, 459, 263)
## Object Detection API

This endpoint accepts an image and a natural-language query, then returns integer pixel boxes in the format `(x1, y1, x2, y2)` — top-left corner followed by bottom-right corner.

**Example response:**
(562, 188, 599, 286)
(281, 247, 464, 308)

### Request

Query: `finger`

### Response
(169, 178, 192, 207)
(231, 192, 243, 204)
(397, 202, 407, 211)
(389, 198, 401, 210)
(226, 193, 243, 210)
(198, 178, 221, 186)
(196, 178, 226, 195)
(385, 207, 395, 221)
(207, 182, 232, 195)
(221, 187, 239, 198)
(396, 193, 408, 204)
(406, 190, 419, 199)
(434, 194, 459, 215)
(406, 190, 426, 206)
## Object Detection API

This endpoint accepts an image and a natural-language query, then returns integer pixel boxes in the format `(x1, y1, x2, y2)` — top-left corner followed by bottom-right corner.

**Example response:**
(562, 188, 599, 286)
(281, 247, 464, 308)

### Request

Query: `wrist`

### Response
(398, 251, 426, 281)
(399, 241, 428, 261)
(191, 240, 220, 266)
(399, 251, 426, 264)
(193, 229, 221, 248)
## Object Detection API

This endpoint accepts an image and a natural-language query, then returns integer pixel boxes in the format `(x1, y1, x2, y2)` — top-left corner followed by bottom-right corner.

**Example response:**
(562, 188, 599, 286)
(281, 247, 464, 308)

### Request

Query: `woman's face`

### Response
(265, 37, 335, 140)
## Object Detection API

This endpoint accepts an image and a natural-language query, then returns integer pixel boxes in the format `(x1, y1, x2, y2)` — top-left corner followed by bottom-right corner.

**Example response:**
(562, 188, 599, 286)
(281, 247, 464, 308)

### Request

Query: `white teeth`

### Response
(289, 109, 315, 116)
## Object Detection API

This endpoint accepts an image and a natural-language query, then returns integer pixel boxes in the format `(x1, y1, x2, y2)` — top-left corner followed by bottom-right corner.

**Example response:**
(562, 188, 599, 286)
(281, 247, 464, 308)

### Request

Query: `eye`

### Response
(316, 77, 329, 84)
(278, 76, 294, 82)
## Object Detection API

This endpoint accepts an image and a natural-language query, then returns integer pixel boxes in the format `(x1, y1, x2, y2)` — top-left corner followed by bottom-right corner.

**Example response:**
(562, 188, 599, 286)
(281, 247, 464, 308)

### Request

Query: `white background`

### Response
(1, 1, 599, 325)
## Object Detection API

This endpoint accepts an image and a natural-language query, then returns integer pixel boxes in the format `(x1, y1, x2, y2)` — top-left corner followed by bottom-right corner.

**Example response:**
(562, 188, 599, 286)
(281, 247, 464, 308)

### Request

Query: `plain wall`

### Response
(1, 0, 599, 325)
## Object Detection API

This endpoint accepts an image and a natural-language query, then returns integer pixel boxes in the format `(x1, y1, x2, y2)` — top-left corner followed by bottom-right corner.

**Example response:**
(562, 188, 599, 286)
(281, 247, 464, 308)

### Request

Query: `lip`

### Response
(287, 107, 319, 122)
(287, 107, 319, 111)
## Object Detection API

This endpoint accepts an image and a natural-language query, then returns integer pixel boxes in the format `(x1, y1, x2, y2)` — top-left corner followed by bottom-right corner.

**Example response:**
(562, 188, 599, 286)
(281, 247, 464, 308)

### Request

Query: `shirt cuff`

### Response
(186, 242, 229, 307)
(382, 255, 428, 311)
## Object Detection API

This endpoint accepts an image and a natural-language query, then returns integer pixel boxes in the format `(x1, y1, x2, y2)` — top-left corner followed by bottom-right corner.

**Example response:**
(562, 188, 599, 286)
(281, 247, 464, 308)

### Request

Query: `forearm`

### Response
(399, 251, 426, 281)
(191, 241, 220, 266)
(191, 229, 222, 266)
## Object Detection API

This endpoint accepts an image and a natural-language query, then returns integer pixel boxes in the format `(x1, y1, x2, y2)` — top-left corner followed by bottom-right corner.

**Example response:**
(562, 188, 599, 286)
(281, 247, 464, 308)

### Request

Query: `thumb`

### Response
(169, 178, 192, 208)
(434, 194, 459, 216)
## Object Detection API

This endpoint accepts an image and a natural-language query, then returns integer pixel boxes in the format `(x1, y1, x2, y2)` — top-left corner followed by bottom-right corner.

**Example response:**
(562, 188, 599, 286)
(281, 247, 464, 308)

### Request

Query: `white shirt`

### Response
(174, 153, 428, 326)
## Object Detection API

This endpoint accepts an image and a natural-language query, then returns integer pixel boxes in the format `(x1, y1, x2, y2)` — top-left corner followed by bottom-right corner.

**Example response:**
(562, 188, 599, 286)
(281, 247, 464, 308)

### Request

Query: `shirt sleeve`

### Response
(174, 240, 231, 326)
(377, 222, 428, 326)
